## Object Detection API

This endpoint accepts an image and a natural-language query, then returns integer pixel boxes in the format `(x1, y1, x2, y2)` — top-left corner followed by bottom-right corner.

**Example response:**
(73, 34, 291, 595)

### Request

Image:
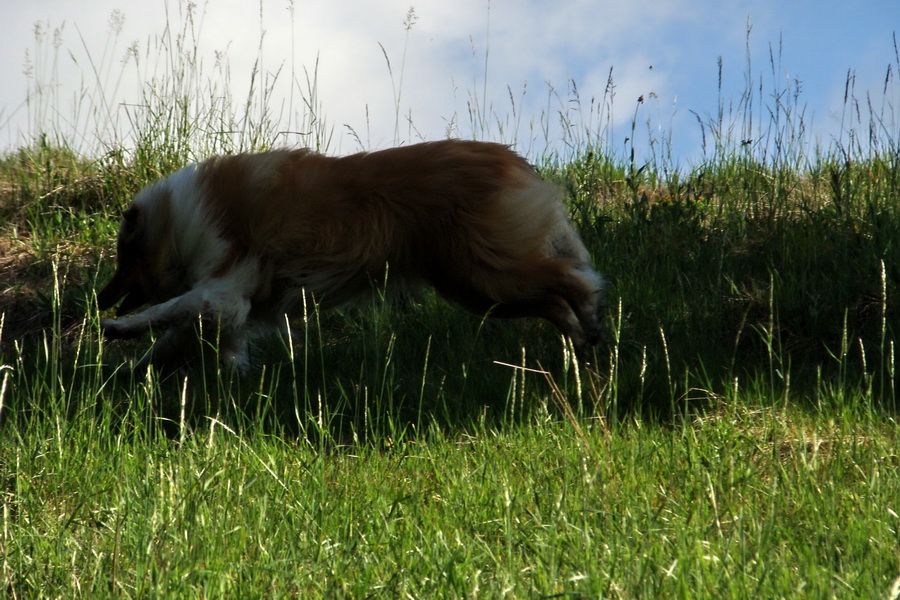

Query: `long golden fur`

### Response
(98, 140, 604, 371)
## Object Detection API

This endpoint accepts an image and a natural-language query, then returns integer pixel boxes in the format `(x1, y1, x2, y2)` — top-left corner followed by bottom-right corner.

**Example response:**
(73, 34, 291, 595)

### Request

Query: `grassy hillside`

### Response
(2, 133, 897, 417)
(1, 15, 899, 598)
(2, 132, 898, 597)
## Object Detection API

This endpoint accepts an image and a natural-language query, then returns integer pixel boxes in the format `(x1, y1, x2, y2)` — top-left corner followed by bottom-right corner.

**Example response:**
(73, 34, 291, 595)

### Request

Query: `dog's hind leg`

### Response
(431, 261, 603, 359)
(543, 222, 606, 350)
(491, 294, 592, 355)
(564, 264, 605, 349)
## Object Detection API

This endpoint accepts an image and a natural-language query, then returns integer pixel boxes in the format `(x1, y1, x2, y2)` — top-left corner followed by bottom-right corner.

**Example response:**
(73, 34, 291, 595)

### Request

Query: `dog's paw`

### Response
(101, 317, 142, 339)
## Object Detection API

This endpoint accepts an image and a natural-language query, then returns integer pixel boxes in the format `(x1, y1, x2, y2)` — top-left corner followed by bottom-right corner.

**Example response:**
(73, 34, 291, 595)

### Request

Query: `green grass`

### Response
(2, 8, 900, 598)
(3, 364, 899, 597)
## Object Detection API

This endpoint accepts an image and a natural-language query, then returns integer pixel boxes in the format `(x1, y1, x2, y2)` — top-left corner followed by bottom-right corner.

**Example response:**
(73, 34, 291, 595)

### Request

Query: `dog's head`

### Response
(98, 182, 184, 315)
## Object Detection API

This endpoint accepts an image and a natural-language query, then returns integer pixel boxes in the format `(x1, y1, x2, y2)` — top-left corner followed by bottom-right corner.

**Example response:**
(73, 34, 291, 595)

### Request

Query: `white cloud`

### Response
(2, 0, 898, 163)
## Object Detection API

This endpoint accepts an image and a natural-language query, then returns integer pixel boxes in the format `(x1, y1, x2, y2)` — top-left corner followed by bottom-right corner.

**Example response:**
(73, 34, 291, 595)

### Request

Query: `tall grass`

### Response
(1, 4, 899, 598)
(2, 312, 899, 597)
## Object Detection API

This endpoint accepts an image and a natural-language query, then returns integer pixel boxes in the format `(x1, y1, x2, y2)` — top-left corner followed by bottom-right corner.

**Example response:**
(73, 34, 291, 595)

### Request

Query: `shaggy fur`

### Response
(98, 140, 604, 371)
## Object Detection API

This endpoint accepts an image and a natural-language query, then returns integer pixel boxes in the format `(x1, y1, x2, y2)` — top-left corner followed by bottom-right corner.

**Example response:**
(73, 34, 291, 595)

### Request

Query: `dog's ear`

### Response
(97, 205, 145, 312)
(114, 205, 148, 262)
(120, 206, 140, 239)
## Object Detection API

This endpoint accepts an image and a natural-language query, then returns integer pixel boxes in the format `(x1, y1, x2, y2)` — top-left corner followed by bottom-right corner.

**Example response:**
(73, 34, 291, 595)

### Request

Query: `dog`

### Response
(97, 140, 604, 372)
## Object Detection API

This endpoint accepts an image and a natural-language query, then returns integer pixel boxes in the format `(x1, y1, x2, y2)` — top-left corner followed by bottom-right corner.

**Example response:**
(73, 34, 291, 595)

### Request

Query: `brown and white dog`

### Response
(98, 140, 604, 372)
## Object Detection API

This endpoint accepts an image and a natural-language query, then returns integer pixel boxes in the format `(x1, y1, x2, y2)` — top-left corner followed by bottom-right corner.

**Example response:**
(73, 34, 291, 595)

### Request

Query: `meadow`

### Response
(1, 13, 899, 598)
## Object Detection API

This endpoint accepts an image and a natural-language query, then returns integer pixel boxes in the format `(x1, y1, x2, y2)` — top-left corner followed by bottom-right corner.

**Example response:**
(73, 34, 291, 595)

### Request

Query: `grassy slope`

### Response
(1, 140, 898, 598)
(4, 396, 899, 598)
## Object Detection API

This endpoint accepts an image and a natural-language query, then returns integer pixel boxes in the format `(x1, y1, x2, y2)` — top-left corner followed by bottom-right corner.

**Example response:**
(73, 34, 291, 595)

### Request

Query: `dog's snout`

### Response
(97, 271, 136, 312)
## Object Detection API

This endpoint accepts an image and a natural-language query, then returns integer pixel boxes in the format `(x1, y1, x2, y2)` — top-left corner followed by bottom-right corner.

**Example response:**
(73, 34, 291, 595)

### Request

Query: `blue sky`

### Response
(2, 0, 898, 165)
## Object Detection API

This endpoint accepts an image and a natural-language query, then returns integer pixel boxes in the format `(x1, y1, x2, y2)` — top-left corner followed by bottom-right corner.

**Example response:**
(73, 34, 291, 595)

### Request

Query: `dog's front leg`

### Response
(101, 278, 253, 341)
(101, 291, 211, 339)
(101, 294, 193, 339)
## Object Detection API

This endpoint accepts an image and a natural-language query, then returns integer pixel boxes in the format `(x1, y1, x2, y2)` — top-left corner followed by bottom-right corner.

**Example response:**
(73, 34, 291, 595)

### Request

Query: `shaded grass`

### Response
(562, 149, 897, 393)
